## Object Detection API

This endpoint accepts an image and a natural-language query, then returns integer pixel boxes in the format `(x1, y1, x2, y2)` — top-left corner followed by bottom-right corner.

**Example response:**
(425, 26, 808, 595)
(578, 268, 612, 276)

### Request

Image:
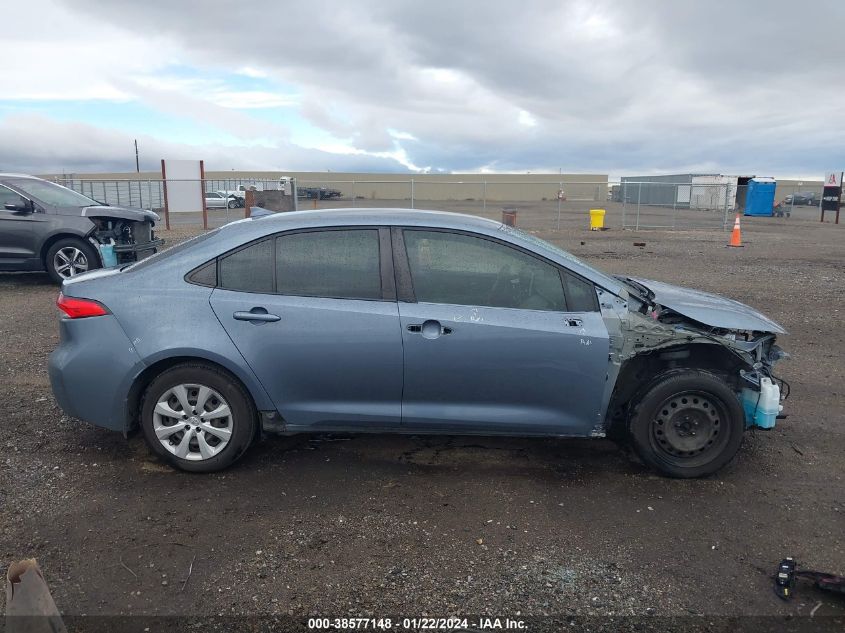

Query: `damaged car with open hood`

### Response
(0, 174, 163, 283)
(48, 209, 787, 477)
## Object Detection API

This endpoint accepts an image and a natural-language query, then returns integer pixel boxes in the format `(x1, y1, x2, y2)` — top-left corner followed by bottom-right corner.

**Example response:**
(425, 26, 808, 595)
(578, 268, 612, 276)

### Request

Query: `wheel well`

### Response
(40, 233, 98, 265)
(126, 356, 259, 436)
(605, 343, 747, 438)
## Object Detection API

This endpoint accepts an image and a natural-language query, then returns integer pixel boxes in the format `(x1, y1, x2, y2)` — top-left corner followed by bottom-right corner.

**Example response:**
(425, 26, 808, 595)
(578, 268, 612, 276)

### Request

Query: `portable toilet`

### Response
(743, 177, 776, 216)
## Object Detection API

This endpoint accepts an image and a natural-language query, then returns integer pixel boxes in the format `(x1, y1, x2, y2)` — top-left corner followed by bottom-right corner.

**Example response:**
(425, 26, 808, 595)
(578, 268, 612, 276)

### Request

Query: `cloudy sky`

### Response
(2, 0, 843, 177)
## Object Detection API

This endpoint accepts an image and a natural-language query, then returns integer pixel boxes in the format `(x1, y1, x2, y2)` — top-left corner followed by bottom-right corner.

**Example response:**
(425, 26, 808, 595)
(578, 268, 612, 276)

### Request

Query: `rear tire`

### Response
(628, 370, 744, 478)
(45, 237, 100, 284)
(140, 363, 256, 472)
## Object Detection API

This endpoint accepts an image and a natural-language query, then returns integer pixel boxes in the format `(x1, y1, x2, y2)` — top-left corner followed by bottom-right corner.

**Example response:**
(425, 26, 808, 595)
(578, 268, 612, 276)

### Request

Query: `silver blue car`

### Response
(48, 209, 788, 477)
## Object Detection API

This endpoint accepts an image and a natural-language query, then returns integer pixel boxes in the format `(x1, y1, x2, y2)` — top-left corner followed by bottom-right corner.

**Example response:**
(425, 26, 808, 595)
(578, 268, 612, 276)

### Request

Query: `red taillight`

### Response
(56, 292, 108, 319)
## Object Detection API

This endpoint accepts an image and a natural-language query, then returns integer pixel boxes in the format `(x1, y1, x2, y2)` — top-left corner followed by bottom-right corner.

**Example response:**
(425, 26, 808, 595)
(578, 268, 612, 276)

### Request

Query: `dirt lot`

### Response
(1, 207, 843, 628)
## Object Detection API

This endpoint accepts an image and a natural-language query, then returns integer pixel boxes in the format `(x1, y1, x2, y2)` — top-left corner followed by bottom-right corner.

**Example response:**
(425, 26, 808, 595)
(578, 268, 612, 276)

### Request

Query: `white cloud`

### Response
(3, 0, 845, 176)
(518, 110, 538, 128)
(3, 0, 173, 102)
(237, 66, 269, 79)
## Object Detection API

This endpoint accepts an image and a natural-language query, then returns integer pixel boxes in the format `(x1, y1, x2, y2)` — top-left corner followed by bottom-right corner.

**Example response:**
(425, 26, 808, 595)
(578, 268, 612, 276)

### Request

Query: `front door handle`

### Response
(233, 307, 281, 323)
(407, 320, 452, 339)
(564, 318, 583, 327)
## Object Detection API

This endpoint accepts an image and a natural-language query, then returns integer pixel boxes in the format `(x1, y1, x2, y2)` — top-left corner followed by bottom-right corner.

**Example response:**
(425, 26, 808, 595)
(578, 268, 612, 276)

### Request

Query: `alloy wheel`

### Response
(54, 247, 89, 278)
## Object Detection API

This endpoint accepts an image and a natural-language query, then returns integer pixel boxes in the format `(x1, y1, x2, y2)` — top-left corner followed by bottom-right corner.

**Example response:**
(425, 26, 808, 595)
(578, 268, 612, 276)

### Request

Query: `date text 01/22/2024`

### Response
(307, 616, 527, 630)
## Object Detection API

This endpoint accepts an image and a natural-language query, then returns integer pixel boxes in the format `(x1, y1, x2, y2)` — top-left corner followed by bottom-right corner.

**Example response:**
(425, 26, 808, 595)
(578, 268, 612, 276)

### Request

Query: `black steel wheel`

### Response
(628, 370, 745, 478)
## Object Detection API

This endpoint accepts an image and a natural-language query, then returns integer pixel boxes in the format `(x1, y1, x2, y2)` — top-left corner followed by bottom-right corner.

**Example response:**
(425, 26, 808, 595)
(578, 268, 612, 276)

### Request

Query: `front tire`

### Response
(228, 199, 237, 208)
(628, 370, 744, 478)
(140, 363, 256, 472)
(45, 237, 100, 284)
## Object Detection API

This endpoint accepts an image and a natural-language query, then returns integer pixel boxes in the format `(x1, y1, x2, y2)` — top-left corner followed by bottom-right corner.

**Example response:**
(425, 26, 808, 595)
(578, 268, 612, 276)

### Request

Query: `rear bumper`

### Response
(49, 315, 146, 432)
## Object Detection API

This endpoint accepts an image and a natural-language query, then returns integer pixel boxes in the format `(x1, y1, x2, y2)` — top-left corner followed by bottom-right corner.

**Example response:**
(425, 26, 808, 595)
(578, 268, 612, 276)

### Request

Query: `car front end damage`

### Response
(84, 207, 164, 266)
(599, 278, 788, 437)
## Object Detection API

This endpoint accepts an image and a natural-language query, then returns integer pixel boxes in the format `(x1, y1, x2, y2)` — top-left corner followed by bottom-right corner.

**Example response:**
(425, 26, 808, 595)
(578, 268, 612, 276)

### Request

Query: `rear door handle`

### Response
(564, 318, 583, 327)
(233, 307, 281, 323)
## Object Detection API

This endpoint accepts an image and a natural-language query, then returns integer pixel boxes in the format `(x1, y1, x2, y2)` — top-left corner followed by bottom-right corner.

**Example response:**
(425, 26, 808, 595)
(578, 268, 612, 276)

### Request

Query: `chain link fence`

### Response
(52, 176, 827, 233)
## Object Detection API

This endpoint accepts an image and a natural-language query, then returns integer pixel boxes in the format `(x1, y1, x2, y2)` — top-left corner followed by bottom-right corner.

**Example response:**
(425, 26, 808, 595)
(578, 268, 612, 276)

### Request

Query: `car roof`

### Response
(0, 173, 40, 180)
(227, 208, 502, 233)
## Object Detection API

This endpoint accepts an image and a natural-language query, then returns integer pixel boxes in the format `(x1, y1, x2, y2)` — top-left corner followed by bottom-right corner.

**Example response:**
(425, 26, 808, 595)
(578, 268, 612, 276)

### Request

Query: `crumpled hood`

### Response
(82, 205, 160, 223)
(630, 277, 786, 334)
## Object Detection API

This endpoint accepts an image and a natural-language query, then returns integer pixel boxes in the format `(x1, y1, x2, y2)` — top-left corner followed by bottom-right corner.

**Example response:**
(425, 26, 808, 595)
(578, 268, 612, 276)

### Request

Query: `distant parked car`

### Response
(298, 186, 343, 199)
(49, 209, 788, 477)
(205, 192, 241, 209)
(0, 173, 162, 283)
(783, 192, 819, 206)
(217, 190, 245, 207)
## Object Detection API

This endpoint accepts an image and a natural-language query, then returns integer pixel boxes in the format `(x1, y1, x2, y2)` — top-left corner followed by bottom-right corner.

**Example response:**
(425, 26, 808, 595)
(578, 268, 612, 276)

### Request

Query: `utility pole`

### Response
(134, 139, 140, 173)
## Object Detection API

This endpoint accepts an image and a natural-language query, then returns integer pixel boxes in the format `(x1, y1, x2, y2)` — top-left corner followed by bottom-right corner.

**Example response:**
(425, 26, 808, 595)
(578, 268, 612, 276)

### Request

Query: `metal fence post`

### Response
(636, 182, 642, 230)
(672, 183, 677, 229)
(482, 180, 487, 214)
(622, 182, 627, 228)
(723, 183, 730, 230)
(556, 180, 562, 231)
(352, 180, 356, 208)
(410, 179, 415, 209)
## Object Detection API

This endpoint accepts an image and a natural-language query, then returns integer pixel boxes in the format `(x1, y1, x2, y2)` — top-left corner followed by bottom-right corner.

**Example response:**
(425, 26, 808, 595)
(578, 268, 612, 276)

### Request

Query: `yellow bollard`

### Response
(589, 208, 606, 230)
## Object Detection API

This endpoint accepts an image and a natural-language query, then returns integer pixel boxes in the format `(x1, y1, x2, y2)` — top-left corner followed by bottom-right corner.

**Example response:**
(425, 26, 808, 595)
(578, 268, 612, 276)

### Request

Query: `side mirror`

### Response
(4, 200, 31, 213)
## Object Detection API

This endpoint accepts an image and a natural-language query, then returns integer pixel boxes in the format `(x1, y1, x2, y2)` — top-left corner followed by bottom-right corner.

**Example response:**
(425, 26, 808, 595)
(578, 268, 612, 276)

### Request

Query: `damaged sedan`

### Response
(48, 209, 788, 477)
(0, 174, 163, 283)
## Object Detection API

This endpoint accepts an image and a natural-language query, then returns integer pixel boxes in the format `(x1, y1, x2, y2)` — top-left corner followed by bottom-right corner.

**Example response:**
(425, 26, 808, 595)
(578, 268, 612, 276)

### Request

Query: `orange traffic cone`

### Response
(728, 213, 743, 247)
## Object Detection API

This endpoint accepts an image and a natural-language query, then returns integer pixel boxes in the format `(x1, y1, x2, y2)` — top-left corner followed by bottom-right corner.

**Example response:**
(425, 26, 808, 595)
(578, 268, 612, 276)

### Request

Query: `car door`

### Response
(209, 227, 404, 430)
(394, 228, 610, 435)
(0, 185, 45, 269)
(204, 192, 223, 208)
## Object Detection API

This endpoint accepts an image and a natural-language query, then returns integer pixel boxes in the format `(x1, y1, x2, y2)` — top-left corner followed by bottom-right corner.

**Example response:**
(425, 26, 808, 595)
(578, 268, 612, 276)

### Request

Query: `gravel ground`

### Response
(0, 211, 843, 629)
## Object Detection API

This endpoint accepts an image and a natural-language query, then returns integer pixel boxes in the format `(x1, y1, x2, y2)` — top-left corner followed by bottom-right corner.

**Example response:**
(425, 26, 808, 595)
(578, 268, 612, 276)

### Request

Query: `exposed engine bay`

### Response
(599, 277, 789, 435)
(88, 214, 164, 265)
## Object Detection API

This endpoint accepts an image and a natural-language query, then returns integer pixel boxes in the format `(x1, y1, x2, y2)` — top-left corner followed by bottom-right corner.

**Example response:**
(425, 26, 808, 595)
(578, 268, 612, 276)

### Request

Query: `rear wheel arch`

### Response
(127, 356, 261, 438)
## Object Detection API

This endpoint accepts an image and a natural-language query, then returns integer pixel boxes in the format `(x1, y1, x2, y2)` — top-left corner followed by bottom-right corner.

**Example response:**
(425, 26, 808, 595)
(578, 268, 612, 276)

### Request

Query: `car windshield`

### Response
(11, 179, 100, 207)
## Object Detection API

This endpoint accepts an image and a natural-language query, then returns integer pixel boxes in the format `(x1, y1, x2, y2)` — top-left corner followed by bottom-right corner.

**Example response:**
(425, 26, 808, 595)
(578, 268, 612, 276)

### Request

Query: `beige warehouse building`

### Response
(46, 171, 609, 203)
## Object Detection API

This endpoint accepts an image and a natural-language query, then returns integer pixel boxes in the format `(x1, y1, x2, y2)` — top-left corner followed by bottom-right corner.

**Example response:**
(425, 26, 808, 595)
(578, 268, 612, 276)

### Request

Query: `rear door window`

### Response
(215, 229, 382, 299)
(275, 230, 381, 300)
